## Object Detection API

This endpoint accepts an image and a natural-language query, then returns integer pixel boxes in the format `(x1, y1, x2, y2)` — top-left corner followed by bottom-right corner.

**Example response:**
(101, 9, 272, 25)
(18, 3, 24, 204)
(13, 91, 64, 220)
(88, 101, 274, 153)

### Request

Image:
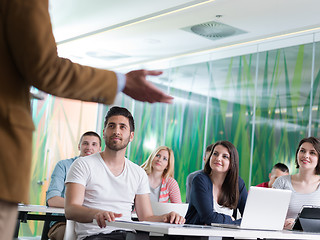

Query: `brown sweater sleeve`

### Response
(4, 0, 117, 105)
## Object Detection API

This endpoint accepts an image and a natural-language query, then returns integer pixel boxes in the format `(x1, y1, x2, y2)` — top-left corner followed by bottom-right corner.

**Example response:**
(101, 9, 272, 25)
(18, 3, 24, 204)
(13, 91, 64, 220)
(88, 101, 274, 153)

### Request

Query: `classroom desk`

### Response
(106, 220, 320, 240)
(16, 204, 65, 240)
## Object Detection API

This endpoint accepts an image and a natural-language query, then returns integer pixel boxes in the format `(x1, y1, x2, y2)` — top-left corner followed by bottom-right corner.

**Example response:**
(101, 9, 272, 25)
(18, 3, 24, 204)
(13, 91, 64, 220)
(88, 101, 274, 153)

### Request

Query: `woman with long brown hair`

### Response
(185, 140, 247, 225)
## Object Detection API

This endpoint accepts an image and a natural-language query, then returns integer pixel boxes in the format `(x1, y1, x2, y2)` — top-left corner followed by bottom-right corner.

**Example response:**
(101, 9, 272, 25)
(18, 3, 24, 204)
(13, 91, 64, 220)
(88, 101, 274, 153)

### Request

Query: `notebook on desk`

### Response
(211, 186, 292, 231)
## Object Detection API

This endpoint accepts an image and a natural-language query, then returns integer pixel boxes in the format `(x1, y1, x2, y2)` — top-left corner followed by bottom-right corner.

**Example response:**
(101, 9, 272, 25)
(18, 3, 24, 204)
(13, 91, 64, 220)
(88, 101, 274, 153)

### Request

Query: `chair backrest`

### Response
(151, 202, 189, 217)
(63, 220, 76, 240)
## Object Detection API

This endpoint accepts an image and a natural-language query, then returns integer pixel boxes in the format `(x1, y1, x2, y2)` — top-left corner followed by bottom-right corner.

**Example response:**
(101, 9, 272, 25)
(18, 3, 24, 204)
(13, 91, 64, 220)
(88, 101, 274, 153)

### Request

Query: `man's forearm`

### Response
(65, 204, 101, 223)
(47, 196, 65, 208)
(140, 214, 164, 222)
(142, 212, 185, 224)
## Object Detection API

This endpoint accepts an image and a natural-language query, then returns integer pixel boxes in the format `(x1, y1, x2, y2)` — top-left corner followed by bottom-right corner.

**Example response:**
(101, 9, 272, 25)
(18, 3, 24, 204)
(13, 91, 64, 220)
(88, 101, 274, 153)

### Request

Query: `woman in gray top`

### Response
(273, 137, 320, 230)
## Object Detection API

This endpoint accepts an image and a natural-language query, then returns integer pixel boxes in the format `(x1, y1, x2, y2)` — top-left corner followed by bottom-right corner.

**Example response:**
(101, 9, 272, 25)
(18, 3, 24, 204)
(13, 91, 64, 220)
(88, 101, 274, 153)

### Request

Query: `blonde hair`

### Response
(141, 146, 175, 179)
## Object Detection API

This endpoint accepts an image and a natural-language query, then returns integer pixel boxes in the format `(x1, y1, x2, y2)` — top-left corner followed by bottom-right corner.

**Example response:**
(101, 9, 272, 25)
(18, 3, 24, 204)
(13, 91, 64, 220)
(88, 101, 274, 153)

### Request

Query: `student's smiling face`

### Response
(78, 135, 101, 157)
(297, 142, 319, 171)
(209, 144, 230, 174)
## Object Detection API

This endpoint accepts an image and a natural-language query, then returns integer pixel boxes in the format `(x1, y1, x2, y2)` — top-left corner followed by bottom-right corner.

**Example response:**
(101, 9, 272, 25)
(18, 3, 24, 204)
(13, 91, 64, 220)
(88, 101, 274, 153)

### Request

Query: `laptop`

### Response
(211, 186, 292, 231)
(151, 202, 189, 217)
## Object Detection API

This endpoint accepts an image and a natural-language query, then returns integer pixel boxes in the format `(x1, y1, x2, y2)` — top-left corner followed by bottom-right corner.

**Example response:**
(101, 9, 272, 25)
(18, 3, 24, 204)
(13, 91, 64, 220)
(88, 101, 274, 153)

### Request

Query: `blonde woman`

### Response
(141, 146, 182, 203)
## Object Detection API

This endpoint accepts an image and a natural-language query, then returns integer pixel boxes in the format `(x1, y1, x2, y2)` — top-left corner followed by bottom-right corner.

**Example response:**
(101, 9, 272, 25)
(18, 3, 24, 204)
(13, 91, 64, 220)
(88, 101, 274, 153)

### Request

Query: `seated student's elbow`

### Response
(64, 182, 85, 220)
(64, 203, 73, 220)
(64, 203, 79, 220)
(47, 195, 65, 208)
(47, 198, 53, 207)
(64, 210, 71, 220)
(135, 206, 154, 221)
(64, 199, 78, 220)
(47, 198, 56, 208)
(137, 214, 148, 221)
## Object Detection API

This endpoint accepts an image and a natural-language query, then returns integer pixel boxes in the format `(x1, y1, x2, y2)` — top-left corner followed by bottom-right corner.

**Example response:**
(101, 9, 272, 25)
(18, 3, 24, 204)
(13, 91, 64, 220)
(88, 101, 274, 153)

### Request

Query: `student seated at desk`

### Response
(186, 144, 214, 203)
(65, 107, 184, 240)
(185, 140, 247, 225)
(46, 131, 101, 240)
(141, 146, 182, 203)
(256, 162, 289, 188)
(273, 137, 320, 230)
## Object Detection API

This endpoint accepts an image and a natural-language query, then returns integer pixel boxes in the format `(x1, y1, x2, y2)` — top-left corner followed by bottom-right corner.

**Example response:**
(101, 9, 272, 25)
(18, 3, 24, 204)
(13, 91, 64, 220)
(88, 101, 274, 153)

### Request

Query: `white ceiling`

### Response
(49, 0, 320, 71)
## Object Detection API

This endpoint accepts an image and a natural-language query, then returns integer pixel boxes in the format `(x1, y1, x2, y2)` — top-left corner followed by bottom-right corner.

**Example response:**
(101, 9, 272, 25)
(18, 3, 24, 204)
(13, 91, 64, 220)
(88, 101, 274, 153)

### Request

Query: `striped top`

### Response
(158, 177, 182, 203)
(273, 175, 320, 219)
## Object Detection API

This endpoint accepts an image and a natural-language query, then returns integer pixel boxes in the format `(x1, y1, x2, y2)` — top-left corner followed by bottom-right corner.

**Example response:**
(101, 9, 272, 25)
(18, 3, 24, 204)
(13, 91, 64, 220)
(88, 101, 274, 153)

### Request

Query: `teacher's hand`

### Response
(124, 70, 173, 104)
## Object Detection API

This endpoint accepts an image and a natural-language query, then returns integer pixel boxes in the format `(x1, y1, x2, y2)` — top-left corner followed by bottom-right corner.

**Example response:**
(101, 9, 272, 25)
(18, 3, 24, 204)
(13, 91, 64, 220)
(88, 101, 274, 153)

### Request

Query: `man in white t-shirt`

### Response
(65, 106, 184, 240)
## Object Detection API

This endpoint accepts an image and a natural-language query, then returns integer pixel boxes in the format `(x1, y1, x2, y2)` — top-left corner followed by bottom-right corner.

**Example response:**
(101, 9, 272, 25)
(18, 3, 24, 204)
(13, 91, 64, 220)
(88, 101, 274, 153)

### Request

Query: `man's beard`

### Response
(105, 135, 130, 151)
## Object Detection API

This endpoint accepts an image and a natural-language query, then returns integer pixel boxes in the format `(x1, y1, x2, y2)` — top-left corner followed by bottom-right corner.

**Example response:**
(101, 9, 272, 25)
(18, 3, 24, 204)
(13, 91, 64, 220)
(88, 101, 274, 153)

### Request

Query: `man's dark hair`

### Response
(205, 144, 214, 153)
(104, 106, 135, 132)
(79, 131, 101, 146)
(295, 137, 320, 175)
(273, 163, 289, 173)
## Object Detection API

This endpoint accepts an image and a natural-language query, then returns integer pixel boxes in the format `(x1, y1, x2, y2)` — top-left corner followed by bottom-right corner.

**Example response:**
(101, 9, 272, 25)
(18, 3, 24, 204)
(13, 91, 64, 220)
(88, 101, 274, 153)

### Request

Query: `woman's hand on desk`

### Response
(163, 211, 185, 224)
(283, 218, 295, 230)
(94, 211, 122, 228)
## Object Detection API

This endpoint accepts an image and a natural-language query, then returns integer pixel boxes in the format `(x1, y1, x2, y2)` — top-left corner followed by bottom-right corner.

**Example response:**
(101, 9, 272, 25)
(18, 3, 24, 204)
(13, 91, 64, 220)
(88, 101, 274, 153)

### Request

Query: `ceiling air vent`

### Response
(183, 20, 246, 41)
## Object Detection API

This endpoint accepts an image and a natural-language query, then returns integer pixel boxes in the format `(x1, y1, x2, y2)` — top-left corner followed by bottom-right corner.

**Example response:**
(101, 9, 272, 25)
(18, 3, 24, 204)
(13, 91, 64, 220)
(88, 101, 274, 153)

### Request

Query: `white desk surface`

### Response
(18, 204, 64, 214)
(106, 220, 320, 240)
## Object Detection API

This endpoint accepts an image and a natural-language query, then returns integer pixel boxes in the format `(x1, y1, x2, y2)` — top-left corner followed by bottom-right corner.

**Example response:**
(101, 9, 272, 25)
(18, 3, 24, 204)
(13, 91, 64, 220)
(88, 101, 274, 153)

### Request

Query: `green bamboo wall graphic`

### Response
(19, 96, 98, 236)
(20, 42, 320, 237)
(251, 44, 316, 186)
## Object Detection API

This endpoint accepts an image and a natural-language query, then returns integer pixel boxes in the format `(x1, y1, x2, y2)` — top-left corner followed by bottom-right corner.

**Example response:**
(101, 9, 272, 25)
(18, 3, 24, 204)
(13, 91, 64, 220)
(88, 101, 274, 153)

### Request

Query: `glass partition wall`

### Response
(115, 41, 318, 191)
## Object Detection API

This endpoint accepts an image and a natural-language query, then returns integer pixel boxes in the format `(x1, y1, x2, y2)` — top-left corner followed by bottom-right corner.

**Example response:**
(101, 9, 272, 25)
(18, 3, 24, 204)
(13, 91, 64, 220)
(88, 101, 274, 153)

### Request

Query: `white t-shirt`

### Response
(273, 174, 320, 219)
(66, 153, 150, 240)
(210, 201, 233, 240)
(213, 199, 233, 217)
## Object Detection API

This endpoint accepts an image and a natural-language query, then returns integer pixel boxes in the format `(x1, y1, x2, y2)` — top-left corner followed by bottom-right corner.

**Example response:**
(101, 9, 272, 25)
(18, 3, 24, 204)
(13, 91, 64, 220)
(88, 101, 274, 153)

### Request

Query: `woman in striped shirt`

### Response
(273, 137, 320, 230)
(141, 146, 182, 203)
